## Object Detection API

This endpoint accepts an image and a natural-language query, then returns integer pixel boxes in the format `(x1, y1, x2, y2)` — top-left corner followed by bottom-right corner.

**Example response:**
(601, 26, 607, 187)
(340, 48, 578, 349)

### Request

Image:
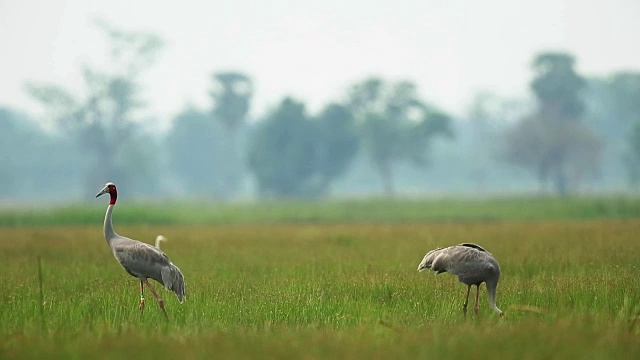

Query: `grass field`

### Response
(1, 198, 640, 359)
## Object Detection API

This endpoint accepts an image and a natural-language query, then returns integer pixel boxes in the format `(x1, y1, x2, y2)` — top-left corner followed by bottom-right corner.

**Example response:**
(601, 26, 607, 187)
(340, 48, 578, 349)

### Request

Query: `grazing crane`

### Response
(418, 243, 503, 317)
(155, 235, 168, 249)
(96, 182, 185, 318)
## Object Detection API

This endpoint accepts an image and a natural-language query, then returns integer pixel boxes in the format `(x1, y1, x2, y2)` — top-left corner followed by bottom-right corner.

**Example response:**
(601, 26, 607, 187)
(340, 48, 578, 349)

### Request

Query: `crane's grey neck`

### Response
(487, 281, 503, 315)
(104, 204, 118, 243)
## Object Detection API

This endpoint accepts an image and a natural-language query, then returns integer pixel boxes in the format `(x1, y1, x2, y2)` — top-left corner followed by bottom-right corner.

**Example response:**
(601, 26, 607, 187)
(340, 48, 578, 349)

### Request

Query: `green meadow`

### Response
(1, 197, 640, 359)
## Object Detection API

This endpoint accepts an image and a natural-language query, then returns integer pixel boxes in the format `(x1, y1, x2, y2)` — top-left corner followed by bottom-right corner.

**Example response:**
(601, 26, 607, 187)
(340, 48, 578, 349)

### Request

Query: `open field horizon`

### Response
(2, 195, 640, 227)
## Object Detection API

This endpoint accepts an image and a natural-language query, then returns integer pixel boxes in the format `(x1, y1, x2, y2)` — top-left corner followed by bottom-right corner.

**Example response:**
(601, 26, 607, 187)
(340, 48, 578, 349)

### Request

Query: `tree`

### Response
(505, 52, 602, 195)
(165, 107, 226, 197)
(208, 71, 253, 198)
(465, 92, 524, 192)
(211, 72, 253, 132)
(247, 98, 359, 198)
(0, 108, 28, 196)
(312, 104, 359, 194)
(626, 123, 640, 185)
(247, 98, 316, 197)
(505, 115, 602, 193)
(600, 72, 640, 125)
(347, 78, 453, 196)
(26, 21, 163, 195)
(0, 107, 84, 200)
(605, 72, 640, 185)
(531, 53, 586, 119)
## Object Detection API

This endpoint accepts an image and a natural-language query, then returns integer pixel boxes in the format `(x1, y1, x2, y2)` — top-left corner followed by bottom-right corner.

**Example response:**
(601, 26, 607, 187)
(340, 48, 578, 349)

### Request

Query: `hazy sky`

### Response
(1, 0, 639, 129)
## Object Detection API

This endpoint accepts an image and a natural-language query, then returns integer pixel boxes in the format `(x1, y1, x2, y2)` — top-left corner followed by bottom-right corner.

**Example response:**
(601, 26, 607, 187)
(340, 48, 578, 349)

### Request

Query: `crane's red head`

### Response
(96, 182, 117, 205)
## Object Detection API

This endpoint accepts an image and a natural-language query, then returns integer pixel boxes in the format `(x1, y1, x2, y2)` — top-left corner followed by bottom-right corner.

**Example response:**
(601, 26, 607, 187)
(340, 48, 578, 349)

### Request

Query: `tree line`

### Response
(2, 25, 640, 201)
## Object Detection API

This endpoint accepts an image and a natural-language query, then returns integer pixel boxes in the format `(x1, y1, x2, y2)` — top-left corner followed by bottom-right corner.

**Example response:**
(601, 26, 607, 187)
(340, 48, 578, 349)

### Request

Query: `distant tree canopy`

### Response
(531, 53, 586, 119)
(313, 103, 359, 189)
(247, 98, 359, 198)
(208, 71, 253, 197)
(26, 21, 163, 195)
(346, 77, 453, 196)
(248, 98, 316, 197)
(600, 72, 640, 125)
(627, 123, 640, 185)
(0, 108, 82, 199)
(464, 92, 522, 191)
(13, 36, 640, 201)
(505, 52, 602, 195)
(165, 107, 227, 197)
(0, 108, 29, 195)
(505, 114, 601, 193)
(605, 72, 640, 184)
(211, 71, 253, 132)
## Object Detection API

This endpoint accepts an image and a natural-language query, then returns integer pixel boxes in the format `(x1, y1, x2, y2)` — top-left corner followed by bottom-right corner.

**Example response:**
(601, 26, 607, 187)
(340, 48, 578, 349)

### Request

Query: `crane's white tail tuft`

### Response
(161, 263, 185, 303)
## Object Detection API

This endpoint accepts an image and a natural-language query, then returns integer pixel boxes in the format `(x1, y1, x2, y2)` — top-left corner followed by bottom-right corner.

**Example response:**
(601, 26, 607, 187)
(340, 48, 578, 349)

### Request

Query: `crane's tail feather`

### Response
(161, 263, 185, 303)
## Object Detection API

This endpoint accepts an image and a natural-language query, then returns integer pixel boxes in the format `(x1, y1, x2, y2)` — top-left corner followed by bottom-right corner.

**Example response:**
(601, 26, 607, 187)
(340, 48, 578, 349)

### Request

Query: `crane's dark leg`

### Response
(463, 285, 471, 316)
(139, 280, 145, 312)
(474, 284, 481, 316)
(143, 280, 168, 319)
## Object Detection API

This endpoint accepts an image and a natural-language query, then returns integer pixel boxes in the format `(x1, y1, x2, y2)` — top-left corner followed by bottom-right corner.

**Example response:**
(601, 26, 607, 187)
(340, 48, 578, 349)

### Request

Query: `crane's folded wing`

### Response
(112, 241, 171, 280)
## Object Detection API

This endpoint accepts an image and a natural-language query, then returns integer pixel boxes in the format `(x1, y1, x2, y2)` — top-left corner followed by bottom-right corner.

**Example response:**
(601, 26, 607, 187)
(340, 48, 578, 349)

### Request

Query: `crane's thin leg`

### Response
(474, 284, 480, 316)
(143, 280, 168, 319)
(139, 280, 145, 312)
(463, 285, 471, 316)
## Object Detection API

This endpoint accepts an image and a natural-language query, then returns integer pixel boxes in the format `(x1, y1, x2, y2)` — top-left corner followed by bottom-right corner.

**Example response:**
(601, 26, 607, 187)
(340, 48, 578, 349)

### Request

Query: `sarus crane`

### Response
(96, 182, 185, 318)
(418, 243, 503, 317)
(155, 235, 168, 249)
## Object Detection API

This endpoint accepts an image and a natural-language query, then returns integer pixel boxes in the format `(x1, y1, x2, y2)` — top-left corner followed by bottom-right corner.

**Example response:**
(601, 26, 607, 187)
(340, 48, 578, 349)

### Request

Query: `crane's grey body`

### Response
(418, 243, 502, 316)
(98, 183, 185, 315)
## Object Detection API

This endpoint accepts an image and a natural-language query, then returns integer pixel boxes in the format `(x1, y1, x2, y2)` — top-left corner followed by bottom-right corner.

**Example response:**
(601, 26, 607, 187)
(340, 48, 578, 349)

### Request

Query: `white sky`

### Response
(1, 0, 639, 129)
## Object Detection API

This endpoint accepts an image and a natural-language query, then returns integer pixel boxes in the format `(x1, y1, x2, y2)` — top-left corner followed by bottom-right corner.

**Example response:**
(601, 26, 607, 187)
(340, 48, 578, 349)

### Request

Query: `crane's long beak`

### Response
(96, 186, 109, 198)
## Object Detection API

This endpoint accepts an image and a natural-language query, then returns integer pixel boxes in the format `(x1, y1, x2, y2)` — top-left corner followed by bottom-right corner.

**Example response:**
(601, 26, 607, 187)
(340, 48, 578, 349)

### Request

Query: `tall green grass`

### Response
(2, 195, 640, 227)
(1, 220, 639, 358)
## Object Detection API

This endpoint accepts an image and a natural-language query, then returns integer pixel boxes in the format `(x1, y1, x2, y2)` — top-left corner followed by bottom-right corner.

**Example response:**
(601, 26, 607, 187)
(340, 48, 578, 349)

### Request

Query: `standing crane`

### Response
(418, 243, 503, 317)
(155, 235, 168, 249)
(96, 182, 185, 318)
